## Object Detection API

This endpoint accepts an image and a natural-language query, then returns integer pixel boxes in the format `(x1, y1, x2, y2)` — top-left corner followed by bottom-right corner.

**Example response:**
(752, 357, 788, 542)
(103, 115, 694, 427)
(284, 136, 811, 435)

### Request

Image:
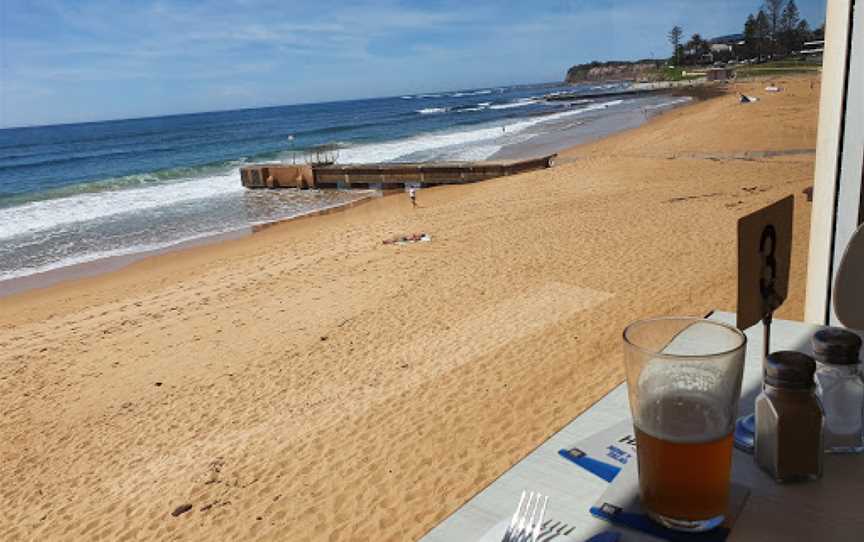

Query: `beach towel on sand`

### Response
(382, 233, 431, 245)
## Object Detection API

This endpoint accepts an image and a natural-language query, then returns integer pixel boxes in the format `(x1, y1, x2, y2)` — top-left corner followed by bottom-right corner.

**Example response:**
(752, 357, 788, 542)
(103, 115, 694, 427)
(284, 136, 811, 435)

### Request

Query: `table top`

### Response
(419, 311, 864, 542)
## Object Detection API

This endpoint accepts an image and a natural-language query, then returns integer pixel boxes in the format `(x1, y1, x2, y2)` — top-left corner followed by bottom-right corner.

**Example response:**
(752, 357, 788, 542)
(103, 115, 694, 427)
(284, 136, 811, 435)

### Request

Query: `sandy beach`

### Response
(0, 75, 820, 541)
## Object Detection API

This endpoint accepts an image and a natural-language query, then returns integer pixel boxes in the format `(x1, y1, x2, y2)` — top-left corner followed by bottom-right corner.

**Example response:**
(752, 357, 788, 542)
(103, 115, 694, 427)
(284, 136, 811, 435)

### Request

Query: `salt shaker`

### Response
(755, 351, 823, 482)
(813, 327, 864, 453)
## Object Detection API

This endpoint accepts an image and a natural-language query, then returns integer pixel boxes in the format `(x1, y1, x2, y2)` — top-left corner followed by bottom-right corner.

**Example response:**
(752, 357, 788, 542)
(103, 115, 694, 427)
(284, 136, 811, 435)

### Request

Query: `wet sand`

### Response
(0, 75, 820, 541)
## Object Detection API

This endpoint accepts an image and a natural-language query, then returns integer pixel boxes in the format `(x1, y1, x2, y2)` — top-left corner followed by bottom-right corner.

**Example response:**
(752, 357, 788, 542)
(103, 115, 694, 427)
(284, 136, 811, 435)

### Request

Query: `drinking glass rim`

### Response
(623, 316, 747, 359)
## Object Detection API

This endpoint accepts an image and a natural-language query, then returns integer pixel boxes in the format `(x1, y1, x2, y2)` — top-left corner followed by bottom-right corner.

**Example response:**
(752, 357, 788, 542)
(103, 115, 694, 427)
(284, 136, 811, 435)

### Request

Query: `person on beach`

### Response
(409, 187, 417, 208)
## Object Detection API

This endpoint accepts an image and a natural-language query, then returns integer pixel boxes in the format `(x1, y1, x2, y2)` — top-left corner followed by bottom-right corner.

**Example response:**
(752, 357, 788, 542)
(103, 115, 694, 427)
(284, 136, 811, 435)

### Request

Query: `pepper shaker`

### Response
(813, 327, 864, 453)
(755, 351, 823, 482)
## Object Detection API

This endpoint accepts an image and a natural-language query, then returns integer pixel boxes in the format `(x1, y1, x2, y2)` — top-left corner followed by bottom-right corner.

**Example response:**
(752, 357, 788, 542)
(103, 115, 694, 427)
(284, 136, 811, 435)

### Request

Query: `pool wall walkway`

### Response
(240, 154, 557, 190)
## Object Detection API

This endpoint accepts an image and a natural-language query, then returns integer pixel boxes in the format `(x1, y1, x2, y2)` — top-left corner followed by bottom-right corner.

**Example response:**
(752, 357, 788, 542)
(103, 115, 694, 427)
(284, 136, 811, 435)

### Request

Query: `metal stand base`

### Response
(733, 314, 772, 454)
(648, 510, 725, 533)
(734, 414, 755, 453)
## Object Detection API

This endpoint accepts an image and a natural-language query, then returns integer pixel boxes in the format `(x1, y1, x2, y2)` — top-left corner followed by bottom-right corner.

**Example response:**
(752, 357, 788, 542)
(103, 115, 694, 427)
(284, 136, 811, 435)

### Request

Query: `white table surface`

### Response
(419, 311, 864, 541)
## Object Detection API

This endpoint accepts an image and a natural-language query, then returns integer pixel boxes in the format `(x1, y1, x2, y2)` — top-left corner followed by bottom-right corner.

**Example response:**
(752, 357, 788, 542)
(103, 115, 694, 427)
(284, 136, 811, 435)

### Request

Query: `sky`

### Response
(0, 0, 826, 128)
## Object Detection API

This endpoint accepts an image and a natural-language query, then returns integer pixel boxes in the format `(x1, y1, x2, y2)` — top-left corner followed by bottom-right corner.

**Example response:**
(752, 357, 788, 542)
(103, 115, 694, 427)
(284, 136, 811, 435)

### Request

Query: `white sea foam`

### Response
(0, 232, 236, 282)
(451, 90, 492, 97)
(449, 145, 501, 161)
(0, 169, 243, 241)
(0, 194, 372, 282)
(591, 83, 622, 90)
(488, 99, 539, 110)
(417, 107, 448, 115)
(643, 96, 693, 110)
(338, 99, 623, 164)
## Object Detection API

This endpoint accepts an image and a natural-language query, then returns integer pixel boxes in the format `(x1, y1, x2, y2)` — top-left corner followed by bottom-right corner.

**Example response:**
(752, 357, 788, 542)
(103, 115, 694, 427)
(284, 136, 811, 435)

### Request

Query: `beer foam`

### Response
(636, 389, 733, 444)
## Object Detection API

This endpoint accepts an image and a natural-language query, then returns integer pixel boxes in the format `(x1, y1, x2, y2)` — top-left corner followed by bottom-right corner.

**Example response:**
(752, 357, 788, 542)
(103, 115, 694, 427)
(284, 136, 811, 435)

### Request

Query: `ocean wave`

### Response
(0, 232, 237, 282)
(0, 168, 243, 241)
(452, 103, 491, 113)
(417, 94, 443, 99)
(450, 90, 493, 97)
(0, 145, 186, 172)
(417, 107, 449, 115)
(0, 149, 47, 162)
(642, 97, 693, 110)
(590, 83, 623, 90)
(449, 145, 501, 161)
(337, 98, 624, 164)
(0, 192, 372, 282)
(488, 99, 540, 110)
(0, 158, 250, 207)
(0, 124, 207, 153)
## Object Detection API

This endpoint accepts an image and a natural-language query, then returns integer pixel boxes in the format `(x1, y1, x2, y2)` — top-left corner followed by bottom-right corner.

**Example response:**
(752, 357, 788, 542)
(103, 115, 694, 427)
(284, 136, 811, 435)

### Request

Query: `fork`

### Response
(502, 490, 549, 542)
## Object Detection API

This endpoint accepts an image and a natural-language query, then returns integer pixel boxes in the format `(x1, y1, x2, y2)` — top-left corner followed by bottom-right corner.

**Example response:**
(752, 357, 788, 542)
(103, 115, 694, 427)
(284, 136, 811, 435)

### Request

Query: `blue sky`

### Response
(0, 0, 826, 128)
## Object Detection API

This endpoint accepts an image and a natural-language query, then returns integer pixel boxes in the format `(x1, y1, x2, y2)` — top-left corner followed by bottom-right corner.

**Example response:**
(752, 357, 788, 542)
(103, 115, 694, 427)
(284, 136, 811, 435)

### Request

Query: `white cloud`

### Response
(0, 0, 826, 127)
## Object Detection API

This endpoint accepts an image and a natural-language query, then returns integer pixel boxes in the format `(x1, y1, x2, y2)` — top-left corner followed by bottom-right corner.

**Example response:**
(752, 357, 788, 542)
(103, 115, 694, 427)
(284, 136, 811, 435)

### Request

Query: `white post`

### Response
(829, 1, 864, 325)
(805, 0, 856, 324)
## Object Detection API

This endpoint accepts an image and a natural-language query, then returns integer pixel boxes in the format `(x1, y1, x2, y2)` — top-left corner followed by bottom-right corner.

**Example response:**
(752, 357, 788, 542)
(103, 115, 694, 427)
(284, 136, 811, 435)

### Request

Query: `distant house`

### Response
(710, 33, 745, 46)
(709, 33, 746, 63)
(710, 43, 734, 55)
(686, 34, 747, 65)
(801, 40, 825, 61)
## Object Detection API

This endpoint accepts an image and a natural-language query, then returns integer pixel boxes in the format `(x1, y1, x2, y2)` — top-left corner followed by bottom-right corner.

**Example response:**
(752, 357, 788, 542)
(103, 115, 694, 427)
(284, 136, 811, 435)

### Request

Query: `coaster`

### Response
(558, 420, 635, 482)
(589, 460, 749, 542)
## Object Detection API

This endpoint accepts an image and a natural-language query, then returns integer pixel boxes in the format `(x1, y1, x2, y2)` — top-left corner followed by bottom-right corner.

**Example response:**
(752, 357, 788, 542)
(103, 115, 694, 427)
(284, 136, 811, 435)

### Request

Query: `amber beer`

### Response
(623, 317, 746, 532)
(635, 394, 734, 522)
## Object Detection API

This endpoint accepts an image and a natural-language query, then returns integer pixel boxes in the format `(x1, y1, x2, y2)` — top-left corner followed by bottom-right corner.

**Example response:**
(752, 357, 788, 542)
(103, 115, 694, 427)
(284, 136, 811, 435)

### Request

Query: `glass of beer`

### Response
(623, 317, 746, 532)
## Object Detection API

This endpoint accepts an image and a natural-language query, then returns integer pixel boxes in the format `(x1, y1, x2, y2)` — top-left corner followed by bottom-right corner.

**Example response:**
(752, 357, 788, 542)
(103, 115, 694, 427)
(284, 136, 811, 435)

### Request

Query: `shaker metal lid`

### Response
(812, 327, 862, 365)
(765, 351, 816, 389)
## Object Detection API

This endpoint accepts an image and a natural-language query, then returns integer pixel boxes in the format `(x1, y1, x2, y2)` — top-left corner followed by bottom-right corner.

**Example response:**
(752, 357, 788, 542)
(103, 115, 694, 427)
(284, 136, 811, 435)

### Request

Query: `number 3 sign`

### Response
(737, 196, 794, 330)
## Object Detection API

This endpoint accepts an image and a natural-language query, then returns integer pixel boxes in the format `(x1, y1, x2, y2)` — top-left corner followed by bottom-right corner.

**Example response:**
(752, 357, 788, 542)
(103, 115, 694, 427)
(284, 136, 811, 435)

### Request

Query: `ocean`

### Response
(0, 82, 690, 285)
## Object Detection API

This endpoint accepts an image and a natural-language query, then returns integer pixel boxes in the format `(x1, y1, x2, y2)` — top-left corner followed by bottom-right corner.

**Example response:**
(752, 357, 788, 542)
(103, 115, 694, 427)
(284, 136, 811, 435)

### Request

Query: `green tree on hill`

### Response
(779, 0, 801, 54)
(755, 9, 771, 60)
(668, 25, 683, 65)
(763, 0, 785, 51)
(796, 19, 813, 45)
(780, 0, 801, 32)
(743, 13, 757, 59)
(744, 10, 771, 61)
(814, 23, 825, 40)
(685, 33, 710, 64)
